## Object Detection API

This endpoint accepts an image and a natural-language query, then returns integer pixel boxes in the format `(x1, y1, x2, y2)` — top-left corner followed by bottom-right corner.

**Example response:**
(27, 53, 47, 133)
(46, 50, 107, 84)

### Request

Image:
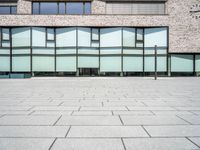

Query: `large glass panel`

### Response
(0, 48, 10, 71)
(11, 6, 17, 14)
(58, 3, 65, 14)
(78, 56, 99, 68)
(56, 28, 76, 47)
(32, 2, 39, 14)
(123, 56, 143, 72)
(0, 7, 10, 14)
(40, 3, 58, 14)
(144, 28, 167, 47)
(123, 28, 135, 47)
(144, 56, 155, 72)
(100, 56, 121, 72)
(100, 28, 122, 47)
(78, 28, 91, 47)
(67, 2, 83, 14)
(32, 56, 55, 72)
(56, 56, 76, 72)
(12, 56, 31, 72)
(171, 55, 193, 72)
(2, 28, 10, 40)
(12, 28, 30, 47)
(196, 55, 200, 72)
(32, 27, 46, 47)
(85, 2, 91, 14)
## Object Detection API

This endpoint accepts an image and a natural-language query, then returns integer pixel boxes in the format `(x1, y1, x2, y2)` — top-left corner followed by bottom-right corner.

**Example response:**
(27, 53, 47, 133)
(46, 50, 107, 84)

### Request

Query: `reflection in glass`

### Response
(67, 3, 83, 14)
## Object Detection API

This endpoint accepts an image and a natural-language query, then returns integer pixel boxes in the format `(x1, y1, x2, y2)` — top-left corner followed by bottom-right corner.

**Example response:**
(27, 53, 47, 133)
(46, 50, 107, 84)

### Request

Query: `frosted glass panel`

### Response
(171, 55, 193, 72)
(33, 56, 55, 72)
(123, 56, 143, 72)
(100, 28, 122, 47)
(56, 56, 76, 72)
(78, 28, 91, 47)
(144, 56, 155, 72)
(32, 27, 46, 47)
(196, 55, 200, 72)
(56, 28, 76, 47)
(0, 48, 10, 54)
(12, 28, 30, 47)
(12, 49, 30, 54)
(12, 56, 30, 72)
(100, 56, 121, 72)
(100, 48, 121, 54)
(32, 48, 54, 55)
(123, 28, 135, 47)
(157, 56, 167, 72)
(56, 48, 76, 54)
(78, 56, 99, 68)
(145, 28, 167, 47)
(0, 56, 10, 71)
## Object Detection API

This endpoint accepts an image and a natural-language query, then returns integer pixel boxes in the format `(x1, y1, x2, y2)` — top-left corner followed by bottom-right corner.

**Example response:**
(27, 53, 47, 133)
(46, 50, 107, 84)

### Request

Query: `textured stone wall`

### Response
(0, 0, 199, 53)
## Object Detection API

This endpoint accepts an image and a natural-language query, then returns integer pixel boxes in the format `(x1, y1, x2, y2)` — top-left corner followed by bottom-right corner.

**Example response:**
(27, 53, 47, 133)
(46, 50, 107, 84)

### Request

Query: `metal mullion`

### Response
(99, 28, 101, 76)
(142, 28, 145, 76)
(76, 27, 78, 76)
(83, 2, 85, 14)
(193, 54, 196, 76)
(121, 27, 123, 76)
(30, 27, 33, 74)
(10, 28, 12, 73)
(54, 28, 56, 74)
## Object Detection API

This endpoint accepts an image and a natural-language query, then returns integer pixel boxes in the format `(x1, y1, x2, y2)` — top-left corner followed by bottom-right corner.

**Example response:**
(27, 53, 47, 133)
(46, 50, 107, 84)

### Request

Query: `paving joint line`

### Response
(48, 137, 57, 150)
(118, 115, 124, 125)
(53, 115, 62, 126)
(141, 125, 151, 138)
(175, 115, 193, 125)
(65, 126, 71, 138)
(186, 137, 200, 149)
(121, 138, 127, 150)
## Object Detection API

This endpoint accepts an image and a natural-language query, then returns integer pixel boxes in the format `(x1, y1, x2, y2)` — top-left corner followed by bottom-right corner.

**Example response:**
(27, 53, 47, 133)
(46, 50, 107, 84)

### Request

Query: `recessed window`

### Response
(106, 2, 165, 15)
(0, 6, 17, 14)
(32, 2, 91, 15)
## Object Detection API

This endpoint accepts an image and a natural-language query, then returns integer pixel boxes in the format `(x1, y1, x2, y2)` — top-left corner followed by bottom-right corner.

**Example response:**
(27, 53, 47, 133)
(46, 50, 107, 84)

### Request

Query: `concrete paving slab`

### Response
(0, 138, 54, 150)
(72, 111, 112, 116)
(189, 138, 200, 147)
(0, 115, 60, 125)
(121, 116, 189, 125)
(68, 126, 149, 137)
(51, 138, 125, 150)
(123, 138, 199, 150)
(0, 126, 69, 137)
(144, 125, 200, 137)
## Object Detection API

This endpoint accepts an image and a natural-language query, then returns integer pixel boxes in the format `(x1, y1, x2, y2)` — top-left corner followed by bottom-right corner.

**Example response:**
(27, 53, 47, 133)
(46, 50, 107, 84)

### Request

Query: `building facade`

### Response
(0, 0, 200, 78)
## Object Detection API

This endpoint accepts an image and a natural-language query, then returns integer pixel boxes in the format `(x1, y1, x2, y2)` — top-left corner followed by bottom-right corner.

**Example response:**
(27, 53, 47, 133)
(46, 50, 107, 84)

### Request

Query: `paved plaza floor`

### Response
(0, 77, 200, 150)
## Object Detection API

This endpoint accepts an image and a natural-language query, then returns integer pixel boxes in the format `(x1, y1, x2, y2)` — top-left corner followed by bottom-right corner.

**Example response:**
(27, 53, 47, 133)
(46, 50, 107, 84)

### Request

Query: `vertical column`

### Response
(92, 0, 106, 14)
(17, 0, 32, 14)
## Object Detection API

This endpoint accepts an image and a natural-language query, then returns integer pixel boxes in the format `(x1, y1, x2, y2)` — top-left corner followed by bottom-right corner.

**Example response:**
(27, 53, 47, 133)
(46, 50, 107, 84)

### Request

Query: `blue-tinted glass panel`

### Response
(40, 3, 58, 14)
(67, 2, 83, 14)
(11, 6, 17, 14)
(85, 2, 91, 14)
(32, 2, 39, 14)
(59, 3, 65, 14)
(0, 7, 10, 14)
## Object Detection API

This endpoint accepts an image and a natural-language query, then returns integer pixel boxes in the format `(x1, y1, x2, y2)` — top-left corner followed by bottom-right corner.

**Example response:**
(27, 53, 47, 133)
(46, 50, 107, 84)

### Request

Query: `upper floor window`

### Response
(32, 2, 91, 15)
(0, 6, 17, 14)
(106, 2, 165, 15)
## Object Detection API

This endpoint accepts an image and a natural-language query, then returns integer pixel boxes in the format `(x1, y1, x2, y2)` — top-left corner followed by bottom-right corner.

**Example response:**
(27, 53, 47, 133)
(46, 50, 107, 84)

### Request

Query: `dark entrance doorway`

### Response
(79, 68, 98, 76)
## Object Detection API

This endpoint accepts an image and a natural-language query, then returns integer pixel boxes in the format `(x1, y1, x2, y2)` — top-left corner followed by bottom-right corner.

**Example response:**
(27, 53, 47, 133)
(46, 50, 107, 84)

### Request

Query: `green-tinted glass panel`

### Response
(100, 48, 121, 55)
(0, 56, 10, 71)
(144, 56, 155, 72)
(2, 28, 10, 40)
(12, 56, 31, 72)
(123, 56, 143, 72)
(78, 56, 99, 68)
(171, 55, 193, 72)
(123, 28, 135, 47)
(78, 28, 91, 47)
(157, 56, 167, 72)
(56, 28, 76, 47)
(100, 28, 122, 47)
(100, 56, 121, 72)
(145, 28, 167, 47)
(196, 55, 200, 72)
(12, 28, 30, 47)
(32, 27, 46, 47)
(56, 56, 76, 72)
(32, 56, 55, 72)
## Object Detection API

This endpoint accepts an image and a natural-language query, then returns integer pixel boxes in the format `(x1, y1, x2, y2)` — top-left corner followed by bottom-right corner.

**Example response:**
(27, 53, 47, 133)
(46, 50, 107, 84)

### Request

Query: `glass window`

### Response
(32, 27, 46, 47)
(78, 28, 91, 46)
(32, 2, 39, 14)
(59, 3, 65, 14)
(85, 2, 91, 14)
(0, 7, 10, 14)
(11, 6, 17, 14)
(40, 3, 58, 14)
(92, 28, 99, 41)
(2, 28, 10, 41)
(47, 28, 54, 41)
(123, 28, 135, 47)
(67, 2, 83, 14)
